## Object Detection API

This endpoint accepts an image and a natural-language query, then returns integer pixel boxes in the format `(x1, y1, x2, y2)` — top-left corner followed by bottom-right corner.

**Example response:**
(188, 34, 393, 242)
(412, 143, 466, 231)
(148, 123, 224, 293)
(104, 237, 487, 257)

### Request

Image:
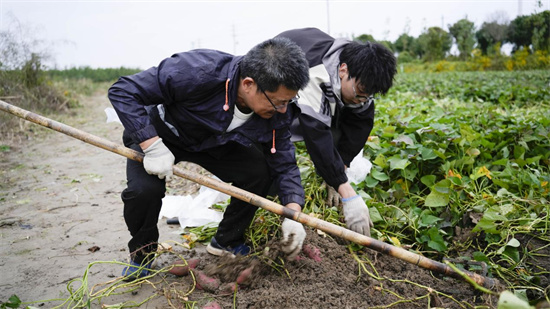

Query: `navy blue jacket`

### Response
(108, 49, 304, 206)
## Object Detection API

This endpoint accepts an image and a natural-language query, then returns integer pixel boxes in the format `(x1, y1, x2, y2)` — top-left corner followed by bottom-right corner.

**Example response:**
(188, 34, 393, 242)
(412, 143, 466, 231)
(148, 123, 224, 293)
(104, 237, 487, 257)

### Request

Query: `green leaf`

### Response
(492, 158, 508, 166)
(473, 218, 498, 234)
(371, 169, 389, 181)
(506, 238, 520, 248)
(388, 157, 410, 170)
(392, 135, 414, 146)
(373, 154, 387, 168)
(424, 190, 449, 207)
(472, 251, 489, 263)
(382, 126, 396, 138)
(426, 226, 447, 252)
(434, 179, 451, 194)
(526, 155, 541, 165)
(420, 147, 438, 161)
(419, 214, 442, 227)
(365, 175, 379, 188)
(502, 246, 520, 263)
(421, 175, 436, 187)
(4, 295, 22, 308)
(497, 291, 534, 309)
(369, 206, 383, 223)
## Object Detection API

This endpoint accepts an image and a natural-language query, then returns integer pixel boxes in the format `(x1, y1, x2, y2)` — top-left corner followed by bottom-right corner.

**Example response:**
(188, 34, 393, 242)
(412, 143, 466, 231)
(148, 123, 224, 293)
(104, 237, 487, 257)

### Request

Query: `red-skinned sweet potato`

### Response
(236, 266, 254, 285)
(168, 258, 200, 276)
(193, 270, 220, 292)
(202, 301, 222, 309)
(302, 244, 322, 262)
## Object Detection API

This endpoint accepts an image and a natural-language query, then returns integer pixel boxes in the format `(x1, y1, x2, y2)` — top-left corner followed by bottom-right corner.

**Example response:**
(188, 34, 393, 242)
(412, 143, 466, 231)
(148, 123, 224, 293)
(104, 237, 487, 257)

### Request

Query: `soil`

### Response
(0, 88, 508, 308)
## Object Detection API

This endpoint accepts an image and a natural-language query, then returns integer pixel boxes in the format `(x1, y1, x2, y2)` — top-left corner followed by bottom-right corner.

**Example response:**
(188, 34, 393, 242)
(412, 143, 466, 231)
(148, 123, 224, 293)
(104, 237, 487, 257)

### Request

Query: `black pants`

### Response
(122, 132, 272, 263)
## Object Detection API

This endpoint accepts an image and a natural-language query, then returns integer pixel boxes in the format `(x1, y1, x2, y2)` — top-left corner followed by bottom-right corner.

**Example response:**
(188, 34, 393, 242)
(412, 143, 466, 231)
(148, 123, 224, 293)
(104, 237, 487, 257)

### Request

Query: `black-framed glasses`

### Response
(352, 83, 370, 102)
(259, 85, 299, 111)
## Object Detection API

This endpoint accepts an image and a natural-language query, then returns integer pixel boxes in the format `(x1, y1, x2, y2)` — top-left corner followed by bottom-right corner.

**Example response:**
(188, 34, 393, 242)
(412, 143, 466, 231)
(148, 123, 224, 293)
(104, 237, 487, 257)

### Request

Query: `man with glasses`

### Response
(108, 37, 310, 280)
(276, 28, 397, 237)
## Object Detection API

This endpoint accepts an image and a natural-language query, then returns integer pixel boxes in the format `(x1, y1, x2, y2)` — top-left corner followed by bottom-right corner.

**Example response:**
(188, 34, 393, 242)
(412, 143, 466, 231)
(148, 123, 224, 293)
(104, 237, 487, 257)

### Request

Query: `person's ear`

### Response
(339, 63, 348, 79)
(241, 77, 256, 93)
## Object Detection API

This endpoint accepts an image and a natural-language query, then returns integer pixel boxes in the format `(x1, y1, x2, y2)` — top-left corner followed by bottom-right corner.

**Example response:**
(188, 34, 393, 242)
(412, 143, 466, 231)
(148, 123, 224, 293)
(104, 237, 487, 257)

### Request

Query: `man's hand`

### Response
(281, 218, 306, 260)
(325, 181, 341, 207)
(342, 195, 373, 236)
(142, 138, 175, 180)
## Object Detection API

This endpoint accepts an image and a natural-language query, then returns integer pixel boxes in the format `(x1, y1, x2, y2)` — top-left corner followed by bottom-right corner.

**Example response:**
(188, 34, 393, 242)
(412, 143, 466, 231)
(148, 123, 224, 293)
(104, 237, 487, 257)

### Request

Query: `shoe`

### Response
(206, 237, 250, 257)
(121, 260, 153, 282)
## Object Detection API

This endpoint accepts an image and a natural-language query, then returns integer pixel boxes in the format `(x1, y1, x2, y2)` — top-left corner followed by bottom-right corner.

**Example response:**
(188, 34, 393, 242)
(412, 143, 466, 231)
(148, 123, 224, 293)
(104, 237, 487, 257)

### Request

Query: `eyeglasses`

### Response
(352, 83, 370, 102)
(258, 85, 298, 111)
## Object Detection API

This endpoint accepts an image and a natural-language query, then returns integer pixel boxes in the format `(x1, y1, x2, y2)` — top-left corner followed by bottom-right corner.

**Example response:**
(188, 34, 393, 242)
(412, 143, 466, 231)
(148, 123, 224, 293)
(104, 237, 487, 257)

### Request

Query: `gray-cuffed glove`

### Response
(143, 138, 175, 180)
(325, 182, 341, 207)
(281, 218, 306, 260)
(342, 195, 374, 237)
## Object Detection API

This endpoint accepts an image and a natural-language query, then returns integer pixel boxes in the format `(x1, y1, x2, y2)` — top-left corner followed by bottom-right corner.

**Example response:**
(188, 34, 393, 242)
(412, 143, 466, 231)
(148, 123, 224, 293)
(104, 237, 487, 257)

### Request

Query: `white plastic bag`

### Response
(345, 151, 372, 185)
(104, 107, 122, 124)
(159, 183, 229, 230)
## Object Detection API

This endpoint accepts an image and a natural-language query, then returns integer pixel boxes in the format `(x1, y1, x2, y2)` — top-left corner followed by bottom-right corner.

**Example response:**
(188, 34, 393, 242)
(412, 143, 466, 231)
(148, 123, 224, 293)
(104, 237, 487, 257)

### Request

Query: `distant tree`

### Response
(419, 27, 453, 61)
(476, 22, 509, 55)
(378, 40, 395, 52)
(353, 34, 394, 52)
(412, 34, 426, 59)
(507, 15, 533, 51)
(394, 33, 416, 55)
(354, 34, 376, 43)
(448, 18, 476, 60)
(0, 14, 51, 70)
(530, 10, 550, 52)
(507, 11, 550, 52)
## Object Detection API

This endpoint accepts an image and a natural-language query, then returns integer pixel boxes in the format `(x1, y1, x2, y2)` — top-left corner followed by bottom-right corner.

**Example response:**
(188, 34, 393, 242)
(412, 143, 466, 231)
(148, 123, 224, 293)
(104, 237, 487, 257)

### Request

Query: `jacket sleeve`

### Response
(299, 113, 348, 190)
(337, 102, 375, 167)
(108, 51, 227, 144)
(108, 67, 165, 144)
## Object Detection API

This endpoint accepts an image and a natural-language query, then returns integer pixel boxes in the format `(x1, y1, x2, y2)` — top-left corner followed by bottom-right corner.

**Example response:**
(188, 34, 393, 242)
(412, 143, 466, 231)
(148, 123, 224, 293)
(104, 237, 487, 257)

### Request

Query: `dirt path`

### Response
(0, 88, 182, 306)
(0, 88, 502, 308)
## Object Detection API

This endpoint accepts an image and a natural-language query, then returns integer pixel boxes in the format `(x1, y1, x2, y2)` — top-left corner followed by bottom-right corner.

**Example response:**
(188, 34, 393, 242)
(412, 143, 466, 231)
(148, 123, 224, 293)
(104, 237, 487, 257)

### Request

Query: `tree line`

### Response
(355, 10, 550, 64)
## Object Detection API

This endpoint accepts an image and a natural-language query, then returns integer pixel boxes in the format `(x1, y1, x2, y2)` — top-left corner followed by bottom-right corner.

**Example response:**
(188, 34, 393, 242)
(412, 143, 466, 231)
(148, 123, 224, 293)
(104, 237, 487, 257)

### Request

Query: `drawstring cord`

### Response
(223, 78, 230, 111)
(271, 129, 276, 154)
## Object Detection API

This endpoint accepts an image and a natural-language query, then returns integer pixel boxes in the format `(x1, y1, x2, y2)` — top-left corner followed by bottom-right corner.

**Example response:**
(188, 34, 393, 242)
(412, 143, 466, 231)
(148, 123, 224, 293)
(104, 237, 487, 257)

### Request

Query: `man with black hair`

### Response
(276, 28, 397, 237)
(108, 37, 310, 280)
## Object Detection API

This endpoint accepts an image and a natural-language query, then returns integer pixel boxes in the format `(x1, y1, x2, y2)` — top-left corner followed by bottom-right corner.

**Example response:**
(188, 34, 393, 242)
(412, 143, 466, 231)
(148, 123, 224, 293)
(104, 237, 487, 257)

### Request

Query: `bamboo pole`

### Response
(0, 100, 497, 288)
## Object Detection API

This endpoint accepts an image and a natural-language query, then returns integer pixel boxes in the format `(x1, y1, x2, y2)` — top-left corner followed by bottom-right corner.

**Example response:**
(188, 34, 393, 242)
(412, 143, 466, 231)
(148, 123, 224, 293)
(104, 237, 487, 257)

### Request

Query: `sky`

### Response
(1, 0, 549, 70)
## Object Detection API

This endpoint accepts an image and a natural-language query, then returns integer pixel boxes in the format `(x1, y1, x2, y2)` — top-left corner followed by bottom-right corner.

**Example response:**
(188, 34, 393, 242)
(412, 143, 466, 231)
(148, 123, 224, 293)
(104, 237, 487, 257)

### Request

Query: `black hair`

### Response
(240, 37, 310, 92)
(340, 41, 397, 95)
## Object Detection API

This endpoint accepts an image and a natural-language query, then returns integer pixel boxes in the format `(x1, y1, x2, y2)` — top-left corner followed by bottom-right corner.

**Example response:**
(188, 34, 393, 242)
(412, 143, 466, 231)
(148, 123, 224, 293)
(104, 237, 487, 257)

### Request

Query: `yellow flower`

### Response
(477, 166, 492, 180)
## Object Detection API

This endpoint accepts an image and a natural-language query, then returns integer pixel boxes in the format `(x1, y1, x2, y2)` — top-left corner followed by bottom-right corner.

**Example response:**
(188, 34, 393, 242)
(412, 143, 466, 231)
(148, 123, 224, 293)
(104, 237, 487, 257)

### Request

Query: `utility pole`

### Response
(518, 0, 522, 16)
(326, 0, 330, 35)
(232, 24, 238, 54)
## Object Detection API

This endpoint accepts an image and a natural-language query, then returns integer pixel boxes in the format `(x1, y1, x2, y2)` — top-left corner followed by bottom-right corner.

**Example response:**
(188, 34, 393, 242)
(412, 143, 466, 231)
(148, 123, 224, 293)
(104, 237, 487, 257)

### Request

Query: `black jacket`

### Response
(276, 28, 375, 189)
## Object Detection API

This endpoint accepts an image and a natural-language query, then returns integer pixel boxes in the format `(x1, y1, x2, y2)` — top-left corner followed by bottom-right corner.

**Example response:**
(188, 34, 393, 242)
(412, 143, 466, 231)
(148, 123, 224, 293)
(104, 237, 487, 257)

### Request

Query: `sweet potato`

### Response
(302, 244, 322, 262)
(193, 270, 220, 292)
(219, 282, 237, 294)
(236, 266, 254, 285)
(202, 301, 222, 309)
(168, 258, 200, 276)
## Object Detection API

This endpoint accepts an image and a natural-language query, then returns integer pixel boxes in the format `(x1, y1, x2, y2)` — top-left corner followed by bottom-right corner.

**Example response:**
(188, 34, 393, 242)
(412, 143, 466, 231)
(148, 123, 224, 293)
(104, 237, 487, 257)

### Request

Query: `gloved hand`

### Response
(281, 218, 306, 260)
(325, 181, 341, 207)
(143, 138, 175, 180)
(342, 195, 374, 237)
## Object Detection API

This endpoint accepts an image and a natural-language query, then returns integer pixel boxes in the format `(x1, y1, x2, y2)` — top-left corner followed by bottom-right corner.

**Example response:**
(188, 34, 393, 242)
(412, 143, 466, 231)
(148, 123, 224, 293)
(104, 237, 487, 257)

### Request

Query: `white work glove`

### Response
(143, 138, 175, 180)
(325, 182, 342, 207)
(281, 218, 306, 260)
(342, 195, 374, 237)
